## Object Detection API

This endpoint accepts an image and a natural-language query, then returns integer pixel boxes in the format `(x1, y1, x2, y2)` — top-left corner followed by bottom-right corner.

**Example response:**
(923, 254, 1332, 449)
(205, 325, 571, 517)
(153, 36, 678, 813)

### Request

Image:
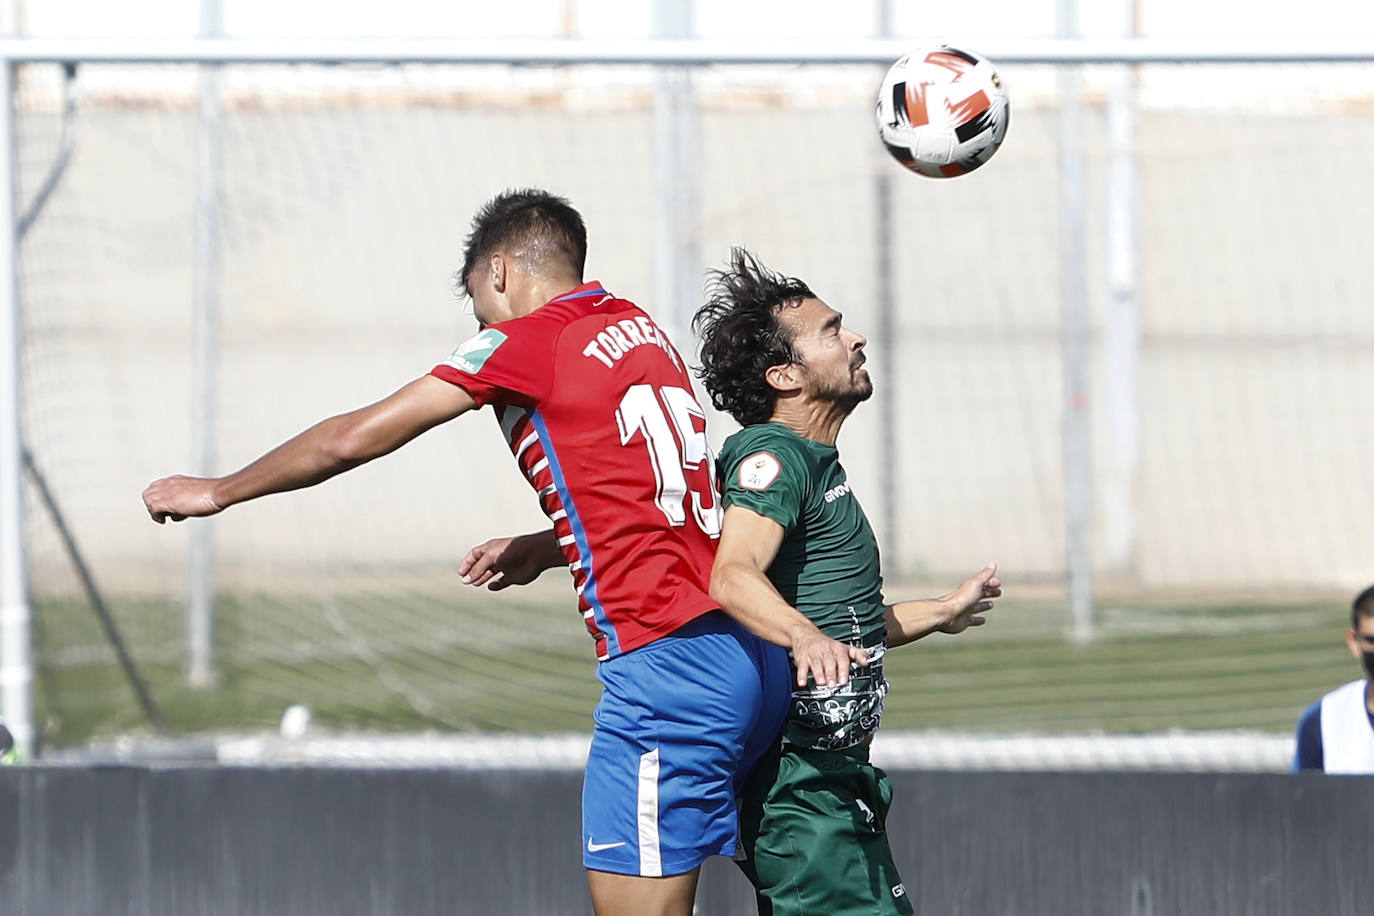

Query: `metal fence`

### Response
(3, 39, 1374, 758)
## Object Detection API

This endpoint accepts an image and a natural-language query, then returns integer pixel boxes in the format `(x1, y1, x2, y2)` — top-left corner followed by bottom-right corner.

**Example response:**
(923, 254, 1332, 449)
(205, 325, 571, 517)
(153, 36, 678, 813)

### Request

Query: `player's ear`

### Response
(489, 253, 507, 294)
(1347, 629, 1363, 660)
(765, 362, 800, 393)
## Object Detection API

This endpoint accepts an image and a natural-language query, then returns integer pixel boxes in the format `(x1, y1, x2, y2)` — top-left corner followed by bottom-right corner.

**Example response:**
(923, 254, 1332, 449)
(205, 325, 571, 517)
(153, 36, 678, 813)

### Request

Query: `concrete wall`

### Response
(0, 766, 1369, 915)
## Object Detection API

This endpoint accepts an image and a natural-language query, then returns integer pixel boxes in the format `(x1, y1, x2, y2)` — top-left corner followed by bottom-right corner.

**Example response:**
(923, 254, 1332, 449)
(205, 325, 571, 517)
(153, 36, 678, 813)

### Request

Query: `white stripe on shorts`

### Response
(637, 747, 662, 876)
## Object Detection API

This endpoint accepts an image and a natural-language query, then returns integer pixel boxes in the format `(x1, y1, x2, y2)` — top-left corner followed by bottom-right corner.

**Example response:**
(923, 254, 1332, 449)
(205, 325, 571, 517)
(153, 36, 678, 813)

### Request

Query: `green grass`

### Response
(31, 588, 1357, 748)
(882, 595, 1352, 733)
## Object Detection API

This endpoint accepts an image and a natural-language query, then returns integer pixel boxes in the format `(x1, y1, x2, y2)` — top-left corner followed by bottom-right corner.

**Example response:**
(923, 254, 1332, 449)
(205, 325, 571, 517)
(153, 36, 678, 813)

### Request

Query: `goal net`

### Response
(14, 51, 1374, 768)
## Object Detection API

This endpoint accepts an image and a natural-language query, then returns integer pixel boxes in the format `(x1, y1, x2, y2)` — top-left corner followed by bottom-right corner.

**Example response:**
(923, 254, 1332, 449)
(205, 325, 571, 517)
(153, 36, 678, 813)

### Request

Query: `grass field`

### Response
(31, 584, 1357, 749)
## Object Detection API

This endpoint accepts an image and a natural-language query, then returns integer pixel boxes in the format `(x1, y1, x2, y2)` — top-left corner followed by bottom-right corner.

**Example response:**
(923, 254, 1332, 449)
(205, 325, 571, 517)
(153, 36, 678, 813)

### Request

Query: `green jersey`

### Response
(718, 422, 889, 751)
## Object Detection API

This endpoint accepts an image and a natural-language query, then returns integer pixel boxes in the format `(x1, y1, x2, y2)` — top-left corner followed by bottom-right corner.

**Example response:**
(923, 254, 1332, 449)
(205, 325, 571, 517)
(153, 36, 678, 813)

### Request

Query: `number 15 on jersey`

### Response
(615, 384, 723, 538)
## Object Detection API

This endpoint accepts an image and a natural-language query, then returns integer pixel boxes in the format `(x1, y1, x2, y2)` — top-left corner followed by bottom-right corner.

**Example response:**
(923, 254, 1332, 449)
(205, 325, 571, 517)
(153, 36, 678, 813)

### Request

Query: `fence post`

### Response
(1058, 0, 1095, 641)
(187, 0, 223, 687)
(0, 51, 33, 758)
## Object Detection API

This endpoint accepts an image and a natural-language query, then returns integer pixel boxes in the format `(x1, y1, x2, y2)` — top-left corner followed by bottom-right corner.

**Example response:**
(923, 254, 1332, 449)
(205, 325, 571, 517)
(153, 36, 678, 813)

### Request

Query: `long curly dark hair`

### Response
(692, 248, 814, 426)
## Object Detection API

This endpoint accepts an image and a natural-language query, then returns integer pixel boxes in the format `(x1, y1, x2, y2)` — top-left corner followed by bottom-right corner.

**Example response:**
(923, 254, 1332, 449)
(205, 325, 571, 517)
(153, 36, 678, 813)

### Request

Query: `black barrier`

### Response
(0, 767, 1369, 915)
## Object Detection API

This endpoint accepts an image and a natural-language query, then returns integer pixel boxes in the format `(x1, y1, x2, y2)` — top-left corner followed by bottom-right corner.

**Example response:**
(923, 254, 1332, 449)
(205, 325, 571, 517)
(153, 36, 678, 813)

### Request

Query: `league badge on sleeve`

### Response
(443, 328, 509, 374)
(738, 452, 781, 491)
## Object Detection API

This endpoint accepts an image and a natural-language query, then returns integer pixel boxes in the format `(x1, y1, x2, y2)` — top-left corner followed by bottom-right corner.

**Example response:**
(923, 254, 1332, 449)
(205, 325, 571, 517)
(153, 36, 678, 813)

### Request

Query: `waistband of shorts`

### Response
(783, 741, 874, 765)
(665, 609, 740, 639)
(605, 610, 772, 665)
(628, 609, 747, 652)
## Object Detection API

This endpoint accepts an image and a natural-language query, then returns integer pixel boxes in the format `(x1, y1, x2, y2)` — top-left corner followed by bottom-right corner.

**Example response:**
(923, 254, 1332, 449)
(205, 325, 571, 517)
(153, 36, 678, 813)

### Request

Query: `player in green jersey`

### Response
(692, 247, 1001, 916)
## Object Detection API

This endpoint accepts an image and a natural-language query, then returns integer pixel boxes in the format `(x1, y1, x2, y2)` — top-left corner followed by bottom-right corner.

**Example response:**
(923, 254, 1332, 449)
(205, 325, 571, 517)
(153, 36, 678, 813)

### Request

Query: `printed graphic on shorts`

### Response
(443, 328, 509, 374)
(738, 451, 781, 491)
(787, 645, 888, 751)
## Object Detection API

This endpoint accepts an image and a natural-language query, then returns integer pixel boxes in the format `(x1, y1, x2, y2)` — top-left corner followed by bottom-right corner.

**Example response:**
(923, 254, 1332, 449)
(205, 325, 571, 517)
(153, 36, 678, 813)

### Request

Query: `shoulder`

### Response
(720, 425, 816, 498)
(1294, 698, 1325, 771)
(1297, 698, 1322, 732)
(722, 425, 812, 471)
(536, 283, 638, 324)
(504, 302, 577, 336)
(465, 302, 584, 363)
(722, 424, 808, 462)
(516, 292, 659, 347)
(1324, 678, 1368, 706)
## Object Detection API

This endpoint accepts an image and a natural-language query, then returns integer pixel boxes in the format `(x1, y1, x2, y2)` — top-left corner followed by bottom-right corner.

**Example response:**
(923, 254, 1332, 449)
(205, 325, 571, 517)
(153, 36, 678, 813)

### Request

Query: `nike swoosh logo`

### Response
(587, 839, 627, 853)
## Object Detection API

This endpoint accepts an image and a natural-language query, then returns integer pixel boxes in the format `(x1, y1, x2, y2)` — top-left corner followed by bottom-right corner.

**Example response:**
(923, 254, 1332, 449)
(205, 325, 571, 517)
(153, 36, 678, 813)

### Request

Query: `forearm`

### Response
(710, 562, 828, 651)
(145, 376, 475, 523)
(518, 529, 567, 572)
(883, 597, 954, 649)
(211, 413, 375, 509)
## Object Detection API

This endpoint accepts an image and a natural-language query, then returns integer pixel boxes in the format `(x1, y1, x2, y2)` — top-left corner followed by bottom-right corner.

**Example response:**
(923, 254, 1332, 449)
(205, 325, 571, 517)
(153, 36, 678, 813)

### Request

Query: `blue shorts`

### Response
(582, 611, 790, 877)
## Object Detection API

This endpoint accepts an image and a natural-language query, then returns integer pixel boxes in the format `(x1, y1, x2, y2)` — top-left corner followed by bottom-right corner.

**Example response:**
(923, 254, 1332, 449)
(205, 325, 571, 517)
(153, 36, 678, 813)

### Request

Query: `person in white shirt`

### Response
(1293, 584, 1374, 773)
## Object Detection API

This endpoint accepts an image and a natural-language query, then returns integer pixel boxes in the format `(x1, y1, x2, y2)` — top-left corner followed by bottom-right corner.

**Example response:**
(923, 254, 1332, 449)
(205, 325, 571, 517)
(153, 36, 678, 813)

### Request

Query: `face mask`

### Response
(1363, 651, 1374, 682)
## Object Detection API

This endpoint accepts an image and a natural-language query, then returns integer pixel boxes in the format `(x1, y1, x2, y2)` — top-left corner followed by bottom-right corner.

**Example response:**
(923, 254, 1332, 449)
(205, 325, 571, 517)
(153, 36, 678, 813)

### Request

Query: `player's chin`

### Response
(852, 371, 874, 400)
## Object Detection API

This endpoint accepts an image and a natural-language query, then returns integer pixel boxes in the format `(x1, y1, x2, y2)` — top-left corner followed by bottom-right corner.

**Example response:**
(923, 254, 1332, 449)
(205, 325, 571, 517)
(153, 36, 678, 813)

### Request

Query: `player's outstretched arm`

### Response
(459, 530, 565, 591)
(142, 375, 477, 523)
(710, 504, 869, 688)
(884, 562, 1001, 648)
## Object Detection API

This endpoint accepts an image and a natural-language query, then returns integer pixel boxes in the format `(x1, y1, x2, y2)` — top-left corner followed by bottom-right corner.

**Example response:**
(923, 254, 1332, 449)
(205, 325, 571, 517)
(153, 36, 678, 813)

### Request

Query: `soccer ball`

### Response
(875, 44, 1010, 179)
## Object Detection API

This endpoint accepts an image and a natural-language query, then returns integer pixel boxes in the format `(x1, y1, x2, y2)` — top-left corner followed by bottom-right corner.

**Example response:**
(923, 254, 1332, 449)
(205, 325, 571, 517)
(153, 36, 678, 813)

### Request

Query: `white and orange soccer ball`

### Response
(875, 44, 1010, 179)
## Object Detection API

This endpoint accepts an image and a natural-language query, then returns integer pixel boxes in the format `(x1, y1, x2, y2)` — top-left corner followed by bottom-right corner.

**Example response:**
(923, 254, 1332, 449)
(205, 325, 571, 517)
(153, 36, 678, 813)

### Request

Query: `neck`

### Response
(768, 396, 853, 445)
(511, 274, 585, 318)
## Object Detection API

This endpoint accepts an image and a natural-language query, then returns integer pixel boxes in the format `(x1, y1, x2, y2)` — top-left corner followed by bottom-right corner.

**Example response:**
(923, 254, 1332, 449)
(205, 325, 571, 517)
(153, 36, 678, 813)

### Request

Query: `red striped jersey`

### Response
(430, 282, 723, 660)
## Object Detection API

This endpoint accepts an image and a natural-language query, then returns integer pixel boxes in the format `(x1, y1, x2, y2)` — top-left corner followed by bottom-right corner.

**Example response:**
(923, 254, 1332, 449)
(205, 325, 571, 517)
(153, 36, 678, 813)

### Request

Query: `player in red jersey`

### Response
(430, 277, 720, 660)
(142, 189, 803, 916)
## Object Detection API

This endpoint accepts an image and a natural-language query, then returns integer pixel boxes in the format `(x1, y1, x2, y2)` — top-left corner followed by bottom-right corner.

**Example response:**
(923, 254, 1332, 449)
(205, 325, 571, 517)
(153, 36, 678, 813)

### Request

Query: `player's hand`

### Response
(142, 475, 224, 524)
(936, 562, 1001, 634)
(790, 624, 870, 689)
(459, 534, 551, 591)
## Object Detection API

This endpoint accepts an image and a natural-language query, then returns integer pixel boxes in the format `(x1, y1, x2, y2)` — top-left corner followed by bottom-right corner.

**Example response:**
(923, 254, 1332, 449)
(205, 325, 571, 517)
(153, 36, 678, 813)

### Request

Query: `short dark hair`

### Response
(692, 248, 814, 427)
(1352, 585, 1374, 629)
(458, 188, 587, 297)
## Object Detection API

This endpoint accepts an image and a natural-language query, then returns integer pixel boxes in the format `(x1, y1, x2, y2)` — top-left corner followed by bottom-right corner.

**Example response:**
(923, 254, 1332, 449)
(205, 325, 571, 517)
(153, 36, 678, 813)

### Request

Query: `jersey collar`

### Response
(549, 281, 608, 304)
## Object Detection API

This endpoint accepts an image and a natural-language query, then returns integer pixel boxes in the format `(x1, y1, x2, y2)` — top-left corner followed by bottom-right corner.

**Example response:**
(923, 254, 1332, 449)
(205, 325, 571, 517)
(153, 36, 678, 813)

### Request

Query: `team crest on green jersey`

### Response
(444, 328, 508, 373)
(738, 451, 781, 490)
